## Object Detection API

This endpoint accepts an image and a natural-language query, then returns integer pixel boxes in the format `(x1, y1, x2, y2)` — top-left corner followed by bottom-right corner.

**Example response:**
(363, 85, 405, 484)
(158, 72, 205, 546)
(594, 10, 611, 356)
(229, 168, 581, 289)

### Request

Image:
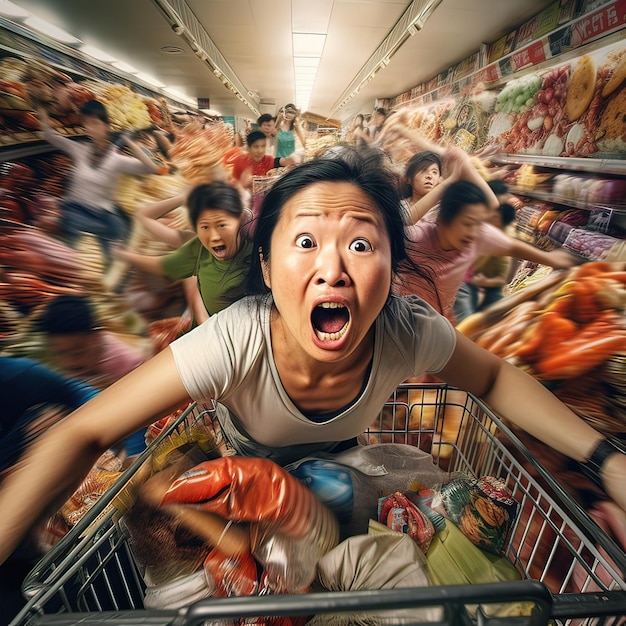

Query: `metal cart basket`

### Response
(9, 384, 626, 625)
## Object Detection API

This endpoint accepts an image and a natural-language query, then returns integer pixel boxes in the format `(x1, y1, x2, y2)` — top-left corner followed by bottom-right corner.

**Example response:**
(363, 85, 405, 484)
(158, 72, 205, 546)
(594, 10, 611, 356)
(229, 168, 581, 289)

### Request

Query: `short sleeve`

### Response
(161, 238, 202, 280)
(169, 297, 266, 403)
(382, 296, 457, 376)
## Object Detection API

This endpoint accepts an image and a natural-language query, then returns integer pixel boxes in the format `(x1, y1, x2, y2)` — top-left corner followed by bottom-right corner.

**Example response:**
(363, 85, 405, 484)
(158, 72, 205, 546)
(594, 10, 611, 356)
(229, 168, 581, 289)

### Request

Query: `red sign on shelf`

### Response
(510, 40, 548, 72)
(570, 0, 626, 48)
(477, 64, 501, 84)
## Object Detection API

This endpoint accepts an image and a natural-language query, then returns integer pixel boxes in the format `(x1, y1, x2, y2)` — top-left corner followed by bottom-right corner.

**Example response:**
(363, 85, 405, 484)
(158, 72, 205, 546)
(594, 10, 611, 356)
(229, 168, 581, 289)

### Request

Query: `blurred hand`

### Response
(548, 249, 582, 270)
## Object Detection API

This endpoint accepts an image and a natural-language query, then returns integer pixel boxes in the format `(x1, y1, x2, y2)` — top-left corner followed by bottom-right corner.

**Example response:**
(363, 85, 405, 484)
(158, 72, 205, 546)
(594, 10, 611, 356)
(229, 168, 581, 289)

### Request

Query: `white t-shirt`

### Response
(170, 294, 456, 464)
(43, 125, 152, 212)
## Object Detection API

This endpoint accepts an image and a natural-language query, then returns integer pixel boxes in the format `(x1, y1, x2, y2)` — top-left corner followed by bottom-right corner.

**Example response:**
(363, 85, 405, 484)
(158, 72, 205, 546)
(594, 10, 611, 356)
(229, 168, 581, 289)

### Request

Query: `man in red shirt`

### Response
(232, 131, 295, 191)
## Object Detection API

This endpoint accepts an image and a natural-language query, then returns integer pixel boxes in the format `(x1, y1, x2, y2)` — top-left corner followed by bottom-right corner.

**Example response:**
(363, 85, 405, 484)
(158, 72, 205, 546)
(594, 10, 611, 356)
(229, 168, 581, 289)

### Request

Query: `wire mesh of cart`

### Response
(9, 384, 626, 626)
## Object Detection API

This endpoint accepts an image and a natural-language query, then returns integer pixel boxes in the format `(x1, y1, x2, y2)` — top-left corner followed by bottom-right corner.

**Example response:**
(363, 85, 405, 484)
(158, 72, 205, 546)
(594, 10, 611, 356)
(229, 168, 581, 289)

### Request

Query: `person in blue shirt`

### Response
(0, 356, 99, 474)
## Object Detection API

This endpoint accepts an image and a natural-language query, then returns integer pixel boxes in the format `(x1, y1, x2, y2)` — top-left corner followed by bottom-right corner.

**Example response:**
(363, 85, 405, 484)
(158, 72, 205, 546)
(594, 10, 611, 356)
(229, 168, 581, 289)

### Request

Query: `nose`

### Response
(314, 246, 351, 287)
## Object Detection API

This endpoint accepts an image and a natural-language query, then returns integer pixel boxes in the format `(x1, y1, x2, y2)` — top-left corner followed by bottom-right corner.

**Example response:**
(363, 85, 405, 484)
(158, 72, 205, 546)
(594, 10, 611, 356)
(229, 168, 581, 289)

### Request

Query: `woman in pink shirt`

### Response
(396, 180, 578, 323)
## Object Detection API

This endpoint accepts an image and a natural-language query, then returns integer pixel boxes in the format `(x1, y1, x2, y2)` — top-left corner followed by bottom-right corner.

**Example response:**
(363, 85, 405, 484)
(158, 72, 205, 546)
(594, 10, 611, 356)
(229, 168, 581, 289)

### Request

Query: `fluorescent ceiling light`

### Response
(0, 0, 29, 18)
(24, 16, 81, 44)
(112, 60, 139, 74)
(80, 44, 117, 63)
(294, 66, 318, 75)
(135, 72, 165, 88)
(293, 56, 319, 67)
(292, 33, 326, 56)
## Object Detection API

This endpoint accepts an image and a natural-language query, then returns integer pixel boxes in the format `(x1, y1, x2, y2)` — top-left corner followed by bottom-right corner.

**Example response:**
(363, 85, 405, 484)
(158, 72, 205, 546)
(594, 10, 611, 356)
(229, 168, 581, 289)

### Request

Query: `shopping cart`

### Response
(9, 384, 626, 625)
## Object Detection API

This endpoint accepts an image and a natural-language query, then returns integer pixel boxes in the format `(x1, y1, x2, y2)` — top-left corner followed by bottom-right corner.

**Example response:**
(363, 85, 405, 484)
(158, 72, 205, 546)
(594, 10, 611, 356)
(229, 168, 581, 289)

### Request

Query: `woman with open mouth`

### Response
(0, 147, 624, 566)
(114, 180, 253, 325)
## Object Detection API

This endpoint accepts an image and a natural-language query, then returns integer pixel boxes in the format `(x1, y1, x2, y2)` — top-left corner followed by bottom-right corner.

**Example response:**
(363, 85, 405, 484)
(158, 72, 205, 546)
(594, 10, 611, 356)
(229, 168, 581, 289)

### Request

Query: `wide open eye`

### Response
(349, 238, 372, 252)
(295, 234, 315, 249)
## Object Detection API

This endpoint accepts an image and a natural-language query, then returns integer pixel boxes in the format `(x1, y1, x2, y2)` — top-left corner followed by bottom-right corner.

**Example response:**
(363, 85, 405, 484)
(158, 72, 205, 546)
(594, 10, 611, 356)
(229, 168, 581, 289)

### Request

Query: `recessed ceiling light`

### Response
(160, 45, 184, 55)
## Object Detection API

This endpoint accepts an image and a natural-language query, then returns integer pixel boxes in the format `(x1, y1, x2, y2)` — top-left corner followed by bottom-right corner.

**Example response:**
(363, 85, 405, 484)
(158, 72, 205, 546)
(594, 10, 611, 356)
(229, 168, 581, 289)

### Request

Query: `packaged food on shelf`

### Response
(563, 227, 622, 260)
(547, 220, 576, 244)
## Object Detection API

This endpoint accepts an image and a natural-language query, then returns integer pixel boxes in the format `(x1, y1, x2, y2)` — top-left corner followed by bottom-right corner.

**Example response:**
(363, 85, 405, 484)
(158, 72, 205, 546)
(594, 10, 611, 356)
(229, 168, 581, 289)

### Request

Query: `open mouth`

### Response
(311, 302, 350, 341)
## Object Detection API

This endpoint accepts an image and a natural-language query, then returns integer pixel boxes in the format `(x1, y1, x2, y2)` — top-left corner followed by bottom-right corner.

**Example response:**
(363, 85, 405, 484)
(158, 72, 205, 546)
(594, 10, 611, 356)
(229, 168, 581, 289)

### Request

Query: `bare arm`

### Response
(0, 347, 190, 565)
(456, 150, 500, 212)
(182, 276, 209, 324)
(120, 135, 161, 174)
(113, 248, 167, 276)
(470, 272, 508, 288)
(295, 122, 306, 149)
(137, 193, 193, 248)
(505, 239, 580, 270)
(376, 121, 446, 156)
(439, 331, 626, 511)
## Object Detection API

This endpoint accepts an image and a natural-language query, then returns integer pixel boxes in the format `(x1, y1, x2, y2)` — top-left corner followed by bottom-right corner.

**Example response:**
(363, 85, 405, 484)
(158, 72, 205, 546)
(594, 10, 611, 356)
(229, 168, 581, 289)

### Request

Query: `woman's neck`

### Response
(435, 226, 456, 252)
(270, 310, 375, 388)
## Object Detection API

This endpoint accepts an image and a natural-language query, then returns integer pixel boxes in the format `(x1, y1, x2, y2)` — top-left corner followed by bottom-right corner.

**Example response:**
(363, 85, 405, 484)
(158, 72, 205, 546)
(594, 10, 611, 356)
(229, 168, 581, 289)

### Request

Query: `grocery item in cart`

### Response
(287, 443, 446, 540)
(433, 474, 518, 555)
(159, 456, 340, 593)
(311, 533, 440, 624)
(378, 491, 435, 553)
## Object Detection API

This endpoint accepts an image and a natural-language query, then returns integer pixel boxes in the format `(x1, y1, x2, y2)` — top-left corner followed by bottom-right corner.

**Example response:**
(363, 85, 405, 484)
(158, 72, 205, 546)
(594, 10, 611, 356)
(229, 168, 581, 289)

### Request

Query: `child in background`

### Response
(452, 179, 521, 322)
(256, 113, 277, 155)
(470, 202, 518, 309)
(231, 130, 295, 192)
(32, 99, 161, 261)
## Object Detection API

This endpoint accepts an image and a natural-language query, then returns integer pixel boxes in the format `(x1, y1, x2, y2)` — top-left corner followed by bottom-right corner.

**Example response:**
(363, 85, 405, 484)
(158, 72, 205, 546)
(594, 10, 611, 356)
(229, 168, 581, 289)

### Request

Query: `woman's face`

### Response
(438, 202, 488, 251)
(81, 116, 109, 144)
(263, 181, 392, 362)
(196, 208, 242, 261)
(409, 164, 441, 198)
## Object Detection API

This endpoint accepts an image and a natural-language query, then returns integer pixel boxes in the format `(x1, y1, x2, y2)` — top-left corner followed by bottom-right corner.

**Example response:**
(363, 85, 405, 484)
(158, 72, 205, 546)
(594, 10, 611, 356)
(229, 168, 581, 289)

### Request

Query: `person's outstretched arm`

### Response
(505, 238, 580, 270)
(118, 133, 162, 174)
(0, 347, 190, 565)
(112, 248, 167, 276)
(136, 192, 193, 248)
(439, 331, 626, 512)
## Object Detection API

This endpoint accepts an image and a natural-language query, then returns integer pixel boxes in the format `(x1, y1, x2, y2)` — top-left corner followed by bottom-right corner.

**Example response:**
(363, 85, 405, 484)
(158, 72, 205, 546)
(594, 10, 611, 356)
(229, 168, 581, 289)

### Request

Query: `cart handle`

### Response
(173, 580, 553, 626)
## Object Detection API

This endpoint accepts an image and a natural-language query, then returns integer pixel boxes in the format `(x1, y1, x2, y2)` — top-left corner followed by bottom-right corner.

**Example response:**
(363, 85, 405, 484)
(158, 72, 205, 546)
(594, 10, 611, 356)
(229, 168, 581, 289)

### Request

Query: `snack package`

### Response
(377, 491, 435, 554)
(435, 474, 518, 554)
(203, 546, 259, 597)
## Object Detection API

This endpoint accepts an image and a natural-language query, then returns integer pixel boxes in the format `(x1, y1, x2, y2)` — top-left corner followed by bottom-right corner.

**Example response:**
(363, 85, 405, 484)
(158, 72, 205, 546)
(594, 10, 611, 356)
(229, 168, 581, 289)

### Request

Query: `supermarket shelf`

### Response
(510, 187, 626, 215)
(495, 153, 626, 176)
(0, 130, 87, 162)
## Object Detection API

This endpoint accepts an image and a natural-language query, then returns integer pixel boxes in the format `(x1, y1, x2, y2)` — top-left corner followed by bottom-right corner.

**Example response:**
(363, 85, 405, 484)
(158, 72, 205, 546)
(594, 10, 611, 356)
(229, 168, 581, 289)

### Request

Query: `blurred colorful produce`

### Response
(458, 261, 626, 435)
